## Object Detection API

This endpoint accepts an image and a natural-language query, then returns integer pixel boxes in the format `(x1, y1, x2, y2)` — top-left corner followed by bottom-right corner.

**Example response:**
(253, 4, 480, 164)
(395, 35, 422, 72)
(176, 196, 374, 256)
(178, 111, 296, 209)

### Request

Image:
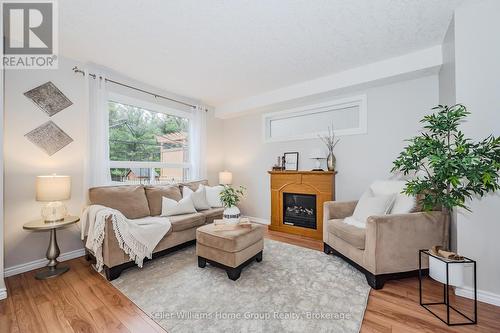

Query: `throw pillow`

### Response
(183, 185, 210, 211)
(370, 180, 416, 214)
(161, 196, 197, 216)
(202, 185, 224, 208)
(347, 192, 395, 228)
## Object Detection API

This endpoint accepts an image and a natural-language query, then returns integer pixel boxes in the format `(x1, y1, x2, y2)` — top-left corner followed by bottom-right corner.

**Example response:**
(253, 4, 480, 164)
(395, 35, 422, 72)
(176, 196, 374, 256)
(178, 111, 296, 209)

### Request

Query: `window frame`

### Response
(262, 94, 367, 143)
(107, 92, 193, 184)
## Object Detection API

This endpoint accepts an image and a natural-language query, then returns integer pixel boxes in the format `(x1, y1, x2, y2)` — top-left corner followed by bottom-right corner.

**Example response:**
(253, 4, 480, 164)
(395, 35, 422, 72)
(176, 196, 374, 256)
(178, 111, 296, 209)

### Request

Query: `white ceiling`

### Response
(60, 0, 464, 107)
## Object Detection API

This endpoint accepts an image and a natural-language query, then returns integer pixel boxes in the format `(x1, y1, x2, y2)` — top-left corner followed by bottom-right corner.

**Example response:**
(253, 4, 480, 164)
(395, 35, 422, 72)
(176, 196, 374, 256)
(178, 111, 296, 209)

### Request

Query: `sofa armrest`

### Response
(364, 211, 448, 274)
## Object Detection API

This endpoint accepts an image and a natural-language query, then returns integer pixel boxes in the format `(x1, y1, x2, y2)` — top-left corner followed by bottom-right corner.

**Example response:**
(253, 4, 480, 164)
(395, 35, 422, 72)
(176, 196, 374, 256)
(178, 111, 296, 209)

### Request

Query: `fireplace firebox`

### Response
(283, 193, 317, 229)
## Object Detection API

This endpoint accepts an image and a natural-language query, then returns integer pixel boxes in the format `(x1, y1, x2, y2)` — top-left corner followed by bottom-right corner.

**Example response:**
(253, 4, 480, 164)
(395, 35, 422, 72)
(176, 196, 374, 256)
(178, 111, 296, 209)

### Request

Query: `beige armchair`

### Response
(323, 200, 448, 289)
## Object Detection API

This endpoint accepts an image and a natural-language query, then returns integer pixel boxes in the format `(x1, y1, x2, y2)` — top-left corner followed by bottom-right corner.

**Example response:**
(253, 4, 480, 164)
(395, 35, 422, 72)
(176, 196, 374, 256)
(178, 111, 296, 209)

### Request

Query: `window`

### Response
(108, 95, 192, 184)
(262, 95, 367, 142)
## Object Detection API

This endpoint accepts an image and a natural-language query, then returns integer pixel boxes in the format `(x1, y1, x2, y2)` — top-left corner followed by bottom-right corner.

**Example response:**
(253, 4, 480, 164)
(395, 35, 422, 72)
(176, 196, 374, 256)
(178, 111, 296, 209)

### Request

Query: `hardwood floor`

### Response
(1, 228, 499, 333)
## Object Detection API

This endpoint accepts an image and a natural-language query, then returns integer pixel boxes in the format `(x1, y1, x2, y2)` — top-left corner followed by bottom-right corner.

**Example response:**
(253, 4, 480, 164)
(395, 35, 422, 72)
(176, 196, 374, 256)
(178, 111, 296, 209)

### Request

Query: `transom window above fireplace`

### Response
(262, 94, 367, 143)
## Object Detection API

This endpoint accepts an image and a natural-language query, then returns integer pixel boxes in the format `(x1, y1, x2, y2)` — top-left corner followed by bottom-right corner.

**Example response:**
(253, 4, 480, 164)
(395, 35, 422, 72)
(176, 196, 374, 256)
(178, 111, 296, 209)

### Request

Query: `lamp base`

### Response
(41, 201, 67, 223)
(35, 266, 69, 280)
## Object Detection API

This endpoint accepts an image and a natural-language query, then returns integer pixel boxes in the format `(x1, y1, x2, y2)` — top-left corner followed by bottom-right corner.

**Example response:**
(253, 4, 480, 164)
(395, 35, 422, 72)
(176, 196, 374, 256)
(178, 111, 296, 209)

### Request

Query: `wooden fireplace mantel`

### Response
(268, 170, 335, 240)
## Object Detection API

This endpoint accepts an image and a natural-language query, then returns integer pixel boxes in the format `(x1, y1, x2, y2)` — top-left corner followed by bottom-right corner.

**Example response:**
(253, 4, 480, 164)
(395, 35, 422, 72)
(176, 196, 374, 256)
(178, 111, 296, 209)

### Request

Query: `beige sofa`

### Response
(323, 200, 448, 289)
(86, 180, 223, 280)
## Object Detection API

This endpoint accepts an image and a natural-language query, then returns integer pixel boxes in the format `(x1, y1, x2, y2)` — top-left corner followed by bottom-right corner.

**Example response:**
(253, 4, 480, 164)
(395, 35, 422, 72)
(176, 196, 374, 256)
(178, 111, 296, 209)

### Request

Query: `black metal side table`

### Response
(419, 249, 477, 326)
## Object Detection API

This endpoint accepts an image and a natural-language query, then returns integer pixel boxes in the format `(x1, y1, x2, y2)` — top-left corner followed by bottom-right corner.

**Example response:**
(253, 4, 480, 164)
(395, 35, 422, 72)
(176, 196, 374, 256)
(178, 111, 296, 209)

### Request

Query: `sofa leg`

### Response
(85, 250, 91, 261)
(104, 266, 123, 281)
(255, 251, 263, 262)
(323, 242, 333, 254)
(198, 256, 207, 268)
(365, 273, 386, 290)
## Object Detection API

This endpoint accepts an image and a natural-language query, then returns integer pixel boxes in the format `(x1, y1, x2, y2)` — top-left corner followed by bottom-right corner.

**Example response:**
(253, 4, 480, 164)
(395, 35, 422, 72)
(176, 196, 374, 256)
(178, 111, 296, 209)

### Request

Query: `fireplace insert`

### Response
(283, 193, 317, 229)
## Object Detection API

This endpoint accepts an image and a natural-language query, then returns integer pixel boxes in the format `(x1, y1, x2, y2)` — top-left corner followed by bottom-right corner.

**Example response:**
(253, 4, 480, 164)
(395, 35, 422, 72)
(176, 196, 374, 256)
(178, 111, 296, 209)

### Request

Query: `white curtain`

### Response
(85, 69, 111, 188)
(189, 105, 207, 180)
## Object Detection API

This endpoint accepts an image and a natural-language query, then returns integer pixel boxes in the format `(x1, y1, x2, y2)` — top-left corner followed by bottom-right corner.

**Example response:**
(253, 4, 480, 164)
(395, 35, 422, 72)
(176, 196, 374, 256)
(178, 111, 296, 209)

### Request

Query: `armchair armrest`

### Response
(323, 200, 358, 221)
(323, 201, 358, 242)
(364, 211, 448, 274)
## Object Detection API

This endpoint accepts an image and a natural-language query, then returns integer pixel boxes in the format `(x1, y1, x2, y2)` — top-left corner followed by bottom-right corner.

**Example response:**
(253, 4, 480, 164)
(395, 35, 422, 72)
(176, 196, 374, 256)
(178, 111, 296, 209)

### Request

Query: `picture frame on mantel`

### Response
(284, 152, 299, 171)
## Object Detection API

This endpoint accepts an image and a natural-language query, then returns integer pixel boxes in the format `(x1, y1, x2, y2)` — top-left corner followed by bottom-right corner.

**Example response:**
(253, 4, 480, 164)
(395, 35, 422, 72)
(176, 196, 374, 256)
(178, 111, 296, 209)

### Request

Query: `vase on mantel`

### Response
(327, 151, 336, 171)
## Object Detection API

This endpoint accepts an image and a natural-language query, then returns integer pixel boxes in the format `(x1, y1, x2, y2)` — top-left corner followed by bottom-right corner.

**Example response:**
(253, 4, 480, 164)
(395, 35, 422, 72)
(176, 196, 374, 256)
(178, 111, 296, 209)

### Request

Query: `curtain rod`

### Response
(72, 66, 207, 112)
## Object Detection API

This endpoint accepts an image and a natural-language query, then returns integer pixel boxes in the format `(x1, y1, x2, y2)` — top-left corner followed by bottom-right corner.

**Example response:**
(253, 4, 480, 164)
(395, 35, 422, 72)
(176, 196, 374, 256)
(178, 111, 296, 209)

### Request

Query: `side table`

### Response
(419, 249, 477, 326)
(23, 215, 80, 280)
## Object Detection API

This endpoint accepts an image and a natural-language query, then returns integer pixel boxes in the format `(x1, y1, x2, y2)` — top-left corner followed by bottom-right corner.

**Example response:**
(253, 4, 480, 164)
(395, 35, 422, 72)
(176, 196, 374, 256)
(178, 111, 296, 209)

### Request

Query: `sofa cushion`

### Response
(145, 185, 182, 216)
(179, 179, 208, 192)
(89, 185, 150, 219)
(200, 207, 224, 224)
(200, 207, 224, 218)
(327, 219, 366, 250)
(169, 213, 206, 232)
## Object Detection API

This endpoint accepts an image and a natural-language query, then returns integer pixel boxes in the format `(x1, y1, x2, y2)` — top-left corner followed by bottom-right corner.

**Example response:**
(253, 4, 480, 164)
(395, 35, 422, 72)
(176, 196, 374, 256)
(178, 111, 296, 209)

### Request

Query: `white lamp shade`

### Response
(219, 171, 233, 185)
(36, 175, 71, 202)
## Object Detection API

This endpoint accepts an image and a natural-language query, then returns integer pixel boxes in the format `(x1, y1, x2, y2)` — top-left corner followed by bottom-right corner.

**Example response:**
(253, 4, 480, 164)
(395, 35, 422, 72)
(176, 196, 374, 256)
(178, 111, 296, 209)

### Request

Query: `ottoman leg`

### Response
(198, 256, 207, 268)
(256, 251, 263, 262)
(226, 267, 242, 281)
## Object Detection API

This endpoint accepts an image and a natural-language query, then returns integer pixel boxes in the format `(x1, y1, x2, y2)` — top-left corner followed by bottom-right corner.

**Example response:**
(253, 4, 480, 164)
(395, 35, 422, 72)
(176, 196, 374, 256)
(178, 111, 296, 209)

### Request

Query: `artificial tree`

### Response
(392, 104, 500, 249)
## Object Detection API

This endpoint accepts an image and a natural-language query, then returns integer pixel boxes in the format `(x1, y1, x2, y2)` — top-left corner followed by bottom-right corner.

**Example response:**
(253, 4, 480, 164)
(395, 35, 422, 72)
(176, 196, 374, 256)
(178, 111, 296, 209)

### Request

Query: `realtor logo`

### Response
(2, 0, 58, 69)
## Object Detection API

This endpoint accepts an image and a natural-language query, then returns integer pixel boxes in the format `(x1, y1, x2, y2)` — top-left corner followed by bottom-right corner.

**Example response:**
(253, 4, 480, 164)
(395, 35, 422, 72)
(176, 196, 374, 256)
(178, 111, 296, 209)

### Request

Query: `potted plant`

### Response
(219, 185, 246, 224)
(392, 104, 500, 284)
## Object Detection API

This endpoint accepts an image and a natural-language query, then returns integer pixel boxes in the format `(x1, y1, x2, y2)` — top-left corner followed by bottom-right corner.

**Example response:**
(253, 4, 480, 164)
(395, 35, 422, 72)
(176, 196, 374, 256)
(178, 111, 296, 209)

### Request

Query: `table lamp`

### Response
(219, 171, 233, 185)
(309, 149, 326, 171)
(36, 175, 71, 222)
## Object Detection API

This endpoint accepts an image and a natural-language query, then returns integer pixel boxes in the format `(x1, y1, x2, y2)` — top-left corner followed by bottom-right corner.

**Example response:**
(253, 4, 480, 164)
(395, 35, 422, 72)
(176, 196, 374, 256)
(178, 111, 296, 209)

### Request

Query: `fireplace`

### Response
(283, 193, 317, 229)
(269, 171, 334, 239)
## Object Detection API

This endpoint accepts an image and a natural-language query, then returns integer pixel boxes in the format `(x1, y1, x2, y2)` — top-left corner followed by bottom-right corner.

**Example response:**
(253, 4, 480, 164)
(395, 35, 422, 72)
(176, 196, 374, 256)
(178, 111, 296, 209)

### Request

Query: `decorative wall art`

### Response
(24, 81, 73, 116)
(284, 152, 299, 171)
(25, 121, 74, 156)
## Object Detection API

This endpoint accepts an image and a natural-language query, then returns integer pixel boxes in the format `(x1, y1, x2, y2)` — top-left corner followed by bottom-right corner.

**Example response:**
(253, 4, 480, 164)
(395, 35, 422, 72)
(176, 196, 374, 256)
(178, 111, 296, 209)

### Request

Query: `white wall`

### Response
(4, 58, 88, 269)
(0, 35, 7, 299)
(438, 18, 458, 252)
(452, 0, 500, 303)
(223, 75, 439, 221)
(206, 108, 225, 185)
(3, 57, 221, 272)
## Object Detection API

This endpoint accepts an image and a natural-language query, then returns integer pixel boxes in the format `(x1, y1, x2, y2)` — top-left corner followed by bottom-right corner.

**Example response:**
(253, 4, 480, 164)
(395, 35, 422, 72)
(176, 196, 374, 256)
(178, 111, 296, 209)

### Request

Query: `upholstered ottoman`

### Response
(196, 223, 264, 280)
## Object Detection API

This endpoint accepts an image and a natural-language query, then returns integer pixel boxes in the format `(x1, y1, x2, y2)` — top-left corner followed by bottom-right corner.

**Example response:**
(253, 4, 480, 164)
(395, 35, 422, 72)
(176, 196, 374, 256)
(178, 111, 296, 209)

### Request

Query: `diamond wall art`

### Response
(25, 121, 74, 156)
(24, 81, 73, 116)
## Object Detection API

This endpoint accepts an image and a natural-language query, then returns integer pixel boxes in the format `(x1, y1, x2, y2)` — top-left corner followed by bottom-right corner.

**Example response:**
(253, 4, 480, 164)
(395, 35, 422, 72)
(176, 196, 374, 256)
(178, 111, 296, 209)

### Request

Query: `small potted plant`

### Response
(219, 185, 246, 224)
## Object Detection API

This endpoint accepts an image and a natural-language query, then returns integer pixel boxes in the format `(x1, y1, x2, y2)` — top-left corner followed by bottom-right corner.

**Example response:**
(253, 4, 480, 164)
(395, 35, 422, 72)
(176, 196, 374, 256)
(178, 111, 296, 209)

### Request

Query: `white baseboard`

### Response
(4, 248, 86, 278)
(455, 286, 500, 307)
(0, 287, 7, 300)
(243, 216, 270, 225)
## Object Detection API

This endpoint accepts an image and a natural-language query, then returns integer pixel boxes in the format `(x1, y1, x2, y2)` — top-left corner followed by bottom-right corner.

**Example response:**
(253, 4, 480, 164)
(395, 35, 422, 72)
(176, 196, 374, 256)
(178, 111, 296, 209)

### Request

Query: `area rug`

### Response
(111, 239, 370, 333)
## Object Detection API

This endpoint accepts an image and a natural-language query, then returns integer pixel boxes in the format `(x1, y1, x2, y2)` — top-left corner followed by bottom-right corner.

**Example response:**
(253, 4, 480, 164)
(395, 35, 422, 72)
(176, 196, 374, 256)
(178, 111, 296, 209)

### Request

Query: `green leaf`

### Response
(391, 104, 500, 212)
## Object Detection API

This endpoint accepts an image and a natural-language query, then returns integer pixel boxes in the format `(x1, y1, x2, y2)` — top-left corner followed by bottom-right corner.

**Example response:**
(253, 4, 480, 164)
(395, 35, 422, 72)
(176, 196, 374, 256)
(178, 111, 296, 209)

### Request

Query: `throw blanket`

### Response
(81, 205, 171, 271)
